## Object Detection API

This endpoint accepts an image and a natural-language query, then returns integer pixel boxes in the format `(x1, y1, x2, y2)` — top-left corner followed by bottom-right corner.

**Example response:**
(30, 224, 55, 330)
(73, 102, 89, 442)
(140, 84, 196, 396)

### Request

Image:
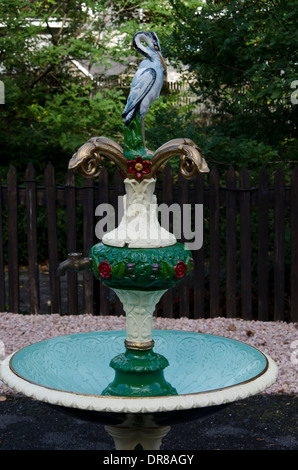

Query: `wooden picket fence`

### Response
(0, 162, 297, 322)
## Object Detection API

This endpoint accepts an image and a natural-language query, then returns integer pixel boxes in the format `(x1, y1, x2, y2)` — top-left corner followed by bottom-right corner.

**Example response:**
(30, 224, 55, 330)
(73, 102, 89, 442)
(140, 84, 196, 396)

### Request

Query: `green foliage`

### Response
(168, 0, 298, 179)
(1, 0, 296, 182)
(0, 78, 125, 179)
(0, 0, 174, 179)
(146, 95, 198, 148)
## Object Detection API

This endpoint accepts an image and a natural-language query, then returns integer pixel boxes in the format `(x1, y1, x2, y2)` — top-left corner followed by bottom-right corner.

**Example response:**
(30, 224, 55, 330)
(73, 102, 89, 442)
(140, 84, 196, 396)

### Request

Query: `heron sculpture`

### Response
(68, 31, 209, 181)
(122, 31, 167, 148)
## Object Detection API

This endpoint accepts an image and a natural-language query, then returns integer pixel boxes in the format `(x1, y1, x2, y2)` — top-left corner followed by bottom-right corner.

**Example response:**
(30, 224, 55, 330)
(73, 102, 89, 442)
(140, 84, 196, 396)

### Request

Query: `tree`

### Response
(0, 0, 174, 179)
(168, 0, 298, 178)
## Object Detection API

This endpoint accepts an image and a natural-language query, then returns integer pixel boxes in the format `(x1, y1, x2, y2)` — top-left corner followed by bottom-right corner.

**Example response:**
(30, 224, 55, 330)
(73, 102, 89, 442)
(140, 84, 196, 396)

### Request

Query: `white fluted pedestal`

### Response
(113, 288, 167, 350)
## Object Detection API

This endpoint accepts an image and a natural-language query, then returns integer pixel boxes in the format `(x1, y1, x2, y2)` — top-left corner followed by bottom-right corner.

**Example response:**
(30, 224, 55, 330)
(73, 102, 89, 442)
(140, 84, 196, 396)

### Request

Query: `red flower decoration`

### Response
(98, 260, 112, 278)
(174, 260, 188, 278)
(127, 156, 152, 179)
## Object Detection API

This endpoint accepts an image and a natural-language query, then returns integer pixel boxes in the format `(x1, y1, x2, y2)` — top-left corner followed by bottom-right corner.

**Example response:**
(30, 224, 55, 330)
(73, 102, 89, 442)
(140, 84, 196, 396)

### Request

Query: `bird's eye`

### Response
(155, 45, 159, 50)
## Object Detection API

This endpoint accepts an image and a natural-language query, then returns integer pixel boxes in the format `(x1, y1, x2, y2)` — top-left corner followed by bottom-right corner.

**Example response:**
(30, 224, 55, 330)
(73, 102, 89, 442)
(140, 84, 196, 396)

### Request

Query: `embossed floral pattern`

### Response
(127, 156, 152, 179)
(174, 260, 188, 278)
(98, 260, 112, 278)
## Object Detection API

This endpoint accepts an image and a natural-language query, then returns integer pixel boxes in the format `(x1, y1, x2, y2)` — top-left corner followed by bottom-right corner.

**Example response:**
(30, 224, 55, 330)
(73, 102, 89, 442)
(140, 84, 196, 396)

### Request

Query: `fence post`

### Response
(82, 177, 94, 314)
(25, 163, 40, 314)
(178, 171, 190, 318)
(209, 166, 220, 317)
(258, 166, 269, 321)
(65, 170, 78, 315)
(226, 166, 237, 318)
(274, 167, 285, 321)
(239, 167, 252, 320)
(193, 172, 205, 318)
(290, 167, 298, 322)
(45, 162, 61, 314)
(0, 175, 5, 312)
(7, 167, 19, 313)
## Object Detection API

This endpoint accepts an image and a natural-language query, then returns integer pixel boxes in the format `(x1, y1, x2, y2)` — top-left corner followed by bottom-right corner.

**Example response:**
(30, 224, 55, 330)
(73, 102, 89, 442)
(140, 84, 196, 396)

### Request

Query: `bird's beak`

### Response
(157, 51, 167, 72)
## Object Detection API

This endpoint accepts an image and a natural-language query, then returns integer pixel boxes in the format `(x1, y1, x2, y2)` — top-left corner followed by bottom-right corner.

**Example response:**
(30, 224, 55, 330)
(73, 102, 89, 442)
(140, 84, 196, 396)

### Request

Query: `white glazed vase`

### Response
(102, 177, 176, 248)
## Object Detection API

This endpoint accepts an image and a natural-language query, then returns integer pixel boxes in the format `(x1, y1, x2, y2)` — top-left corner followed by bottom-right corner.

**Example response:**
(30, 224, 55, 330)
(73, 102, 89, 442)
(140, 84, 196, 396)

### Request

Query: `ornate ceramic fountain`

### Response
(0, 32, 278, 450)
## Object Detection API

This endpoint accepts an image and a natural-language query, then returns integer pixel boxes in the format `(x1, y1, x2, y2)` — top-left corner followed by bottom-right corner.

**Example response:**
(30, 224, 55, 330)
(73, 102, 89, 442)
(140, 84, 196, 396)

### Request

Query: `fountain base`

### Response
(102, 348, 178, 397)
(104, 424, 171, 450)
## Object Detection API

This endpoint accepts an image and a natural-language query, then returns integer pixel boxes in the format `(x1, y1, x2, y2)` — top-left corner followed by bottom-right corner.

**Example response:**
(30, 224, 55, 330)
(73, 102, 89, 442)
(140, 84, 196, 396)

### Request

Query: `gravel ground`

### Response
(0, 313, 297, 395)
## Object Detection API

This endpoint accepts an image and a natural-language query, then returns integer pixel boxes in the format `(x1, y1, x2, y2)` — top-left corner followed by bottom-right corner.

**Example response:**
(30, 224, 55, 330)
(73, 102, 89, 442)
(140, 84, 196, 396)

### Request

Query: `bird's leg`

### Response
(141, 117, 146, 149)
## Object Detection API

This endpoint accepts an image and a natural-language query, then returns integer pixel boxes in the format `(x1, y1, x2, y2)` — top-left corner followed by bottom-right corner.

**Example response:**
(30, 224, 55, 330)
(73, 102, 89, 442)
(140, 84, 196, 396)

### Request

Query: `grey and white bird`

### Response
(122, 31, 167, 144)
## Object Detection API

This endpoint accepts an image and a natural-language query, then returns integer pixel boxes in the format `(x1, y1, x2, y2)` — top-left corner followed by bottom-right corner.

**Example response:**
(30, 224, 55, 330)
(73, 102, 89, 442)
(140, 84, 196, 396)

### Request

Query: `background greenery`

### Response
(1, 0, 297, 183)
(0, 0, 173, 181)
(168, 0, 297, 182)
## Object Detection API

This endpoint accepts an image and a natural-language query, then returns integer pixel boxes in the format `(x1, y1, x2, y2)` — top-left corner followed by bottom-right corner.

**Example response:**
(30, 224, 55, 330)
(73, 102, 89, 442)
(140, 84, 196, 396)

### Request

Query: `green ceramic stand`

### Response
(102, 348, 177, 397)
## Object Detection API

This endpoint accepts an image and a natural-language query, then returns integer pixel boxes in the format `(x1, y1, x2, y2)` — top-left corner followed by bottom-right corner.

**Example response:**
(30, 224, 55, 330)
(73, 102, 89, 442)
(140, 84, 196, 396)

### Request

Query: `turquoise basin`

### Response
(8, 330, 268, 396)
(1, 329, 278, 426)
